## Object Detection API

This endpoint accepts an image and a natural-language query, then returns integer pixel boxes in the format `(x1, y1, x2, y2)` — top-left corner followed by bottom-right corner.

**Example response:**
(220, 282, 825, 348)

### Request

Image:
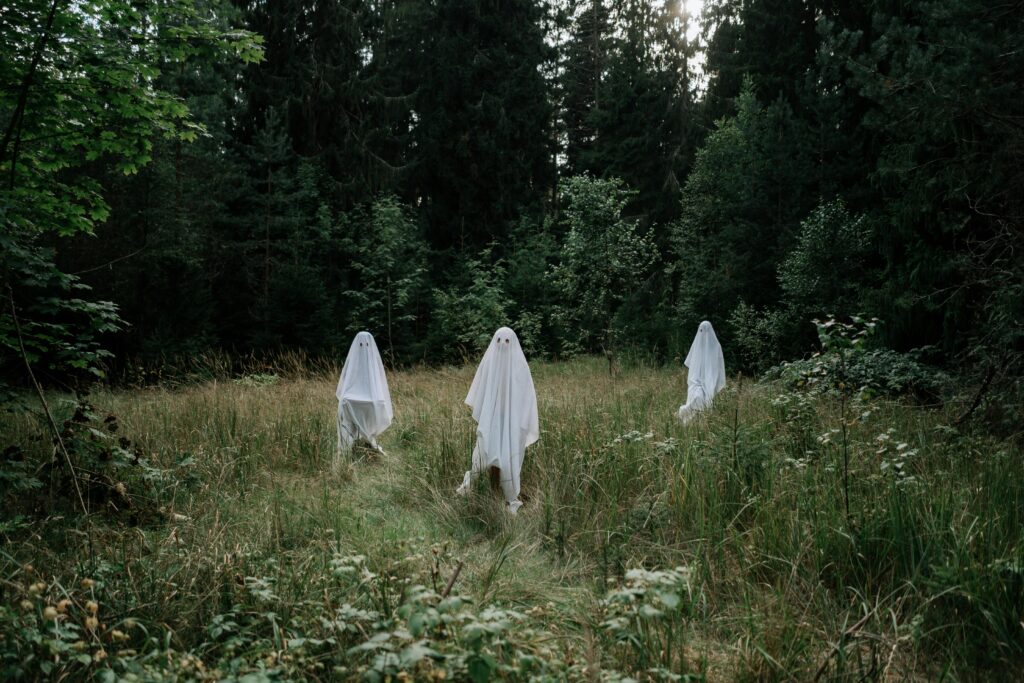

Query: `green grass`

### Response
(2, 358, 1022, 681)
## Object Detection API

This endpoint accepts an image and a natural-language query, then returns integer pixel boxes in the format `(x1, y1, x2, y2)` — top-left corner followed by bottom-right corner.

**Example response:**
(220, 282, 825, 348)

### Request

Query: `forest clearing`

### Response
(3, 357, 1021, 680)
(3, 0, 1023, 679)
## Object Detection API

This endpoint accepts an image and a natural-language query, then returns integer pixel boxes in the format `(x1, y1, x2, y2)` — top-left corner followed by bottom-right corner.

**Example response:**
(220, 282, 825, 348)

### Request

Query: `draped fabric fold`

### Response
(456, 327, 539, 513)
(677, 321, 726, 424)
(336, 332, 393, 466)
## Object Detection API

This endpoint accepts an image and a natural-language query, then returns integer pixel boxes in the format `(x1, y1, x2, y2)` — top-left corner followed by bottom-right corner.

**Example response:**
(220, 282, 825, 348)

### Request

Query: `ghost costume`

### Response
(335, 332, 393, 465)
(456, 327, 539, 514)
(677, 321, 726, 424)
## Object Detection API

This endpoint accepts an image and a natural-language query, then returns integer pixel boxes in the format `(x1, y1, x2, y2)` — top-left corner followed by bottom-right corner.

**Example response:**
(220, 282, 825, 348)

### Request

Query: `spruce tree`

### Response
(402, 0, 555, 252)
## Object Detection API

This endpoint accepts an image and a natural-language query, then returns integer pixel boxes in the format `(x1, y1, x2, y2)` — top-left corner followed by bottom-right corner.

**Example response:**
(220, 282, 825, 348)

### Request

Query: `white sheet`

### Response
(456, 327, 539, 512)
(677, 320, 726, 424)
(336, 331, 393, 465)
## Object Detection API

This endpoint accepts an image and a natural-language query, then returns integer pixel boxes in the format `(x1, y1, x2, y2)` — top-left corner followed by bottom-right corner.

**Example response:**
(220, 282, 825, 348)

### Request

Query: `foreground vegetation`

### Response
(2, 357, 1022, 681)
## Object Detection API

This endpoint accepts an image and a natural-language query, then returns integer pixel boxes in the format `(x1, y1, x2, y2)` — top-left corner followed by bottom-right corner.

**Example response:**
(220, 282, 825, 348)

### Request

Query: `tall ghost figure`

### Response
(456, 327, 539, 514)
(335, 331, 393, 467)
(677, 321, 726, 424)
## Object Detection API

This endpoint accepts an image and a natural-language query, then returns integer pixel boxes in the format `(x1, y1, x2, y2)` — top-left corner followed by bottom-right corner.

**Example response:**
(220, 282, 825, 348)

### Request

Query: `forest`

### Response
(3, 0, 1021, 379)
(2, 0, 1024, 680)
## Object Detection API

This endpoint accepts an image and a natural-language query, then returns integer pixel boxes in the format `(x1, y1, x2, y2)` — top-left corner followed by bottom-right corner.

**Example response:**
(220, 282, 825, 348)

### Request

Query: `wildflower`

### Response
(57, 599, 71, 613)
(29, 582, 46, 594)
(43, 606, 59, 621)
(110, 629, 129, 642)
(86, 600, 99, 614)
(81, 578, 95, 589)
(19, 600, 32, 611)
(85, 616, 99, 632)
(94, 649, 107, 662)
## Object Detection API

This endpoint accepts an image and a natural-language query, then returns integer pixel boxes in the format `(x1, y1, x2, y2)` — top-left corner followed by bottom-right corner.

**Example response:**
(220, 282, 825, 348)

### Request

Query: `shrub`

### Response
(599, 566, 701, 677)
(1, 549, 700, 681)
(767, 317, 948, 401)
(552, 175, 658, 359)
(1, 396, 197, 525)
(430, 252, 512, 362)
(728, 301, 787, 373)
(770, 347, 948, 402)
(779, 200, 873, 323)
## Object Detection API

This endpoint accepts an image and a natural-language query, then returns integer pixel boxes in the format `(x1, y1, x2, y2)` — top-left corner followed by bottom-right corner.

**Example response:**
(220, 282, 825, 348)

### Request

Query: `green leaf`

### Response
(408, 612, 426, 637)
(657, 591, 680, 609)
(467, 654, 496, 683)
(399, 642, 440, 667)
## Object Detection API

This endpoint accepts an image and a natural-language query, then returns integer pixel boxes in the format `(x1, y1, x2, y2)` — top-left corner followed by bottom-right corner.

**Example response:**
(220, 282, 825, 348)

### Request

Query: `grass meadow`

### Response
(2, 358, 1022, 681)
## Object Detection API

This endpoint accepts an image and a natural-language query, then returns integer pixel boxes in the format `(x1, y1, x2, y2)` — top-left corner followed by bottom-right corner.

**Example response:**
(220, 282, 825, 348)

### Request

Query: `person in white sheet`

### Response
(676, 321, 726, 424)
(456, 327, 539, 514)
(335, 331, 393, 467)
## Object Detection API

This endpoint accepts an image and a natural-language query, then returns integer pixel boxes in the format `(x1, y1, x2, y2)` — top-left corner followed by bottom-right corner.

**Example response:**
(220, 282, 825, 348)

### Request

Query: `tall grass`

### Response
(2, 358, 1021, 680)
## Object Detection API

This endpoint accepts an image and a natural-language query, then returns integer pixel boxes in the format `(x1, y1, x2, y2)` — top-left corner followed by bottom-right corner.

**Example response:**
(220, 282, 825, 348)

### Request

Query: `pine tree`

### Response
(700, 0, 817, 122)
(234, 0, 405, 206)
(561, 0, 699, 226)
(560, 0, 613, 178)
(338, 196, 429, 363)
(237, 113, 337, 352)
(402, 0, 556, 252)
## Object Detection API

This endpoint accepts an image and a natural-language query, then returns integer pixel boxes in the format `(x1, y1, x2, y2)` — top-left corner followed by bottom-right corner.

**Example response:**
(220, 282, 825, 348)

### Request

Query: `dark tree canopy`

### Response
(2, 0, 1021, 395)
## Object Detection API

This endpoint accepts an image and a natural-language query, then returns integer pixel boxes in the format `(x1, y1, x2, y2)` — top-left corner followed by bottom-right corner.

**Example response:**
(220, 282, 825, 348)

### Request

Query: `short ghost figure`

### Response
(335, 331, 393, 467)
(456, 327, 539, 514)
(677, 321, 726, 424)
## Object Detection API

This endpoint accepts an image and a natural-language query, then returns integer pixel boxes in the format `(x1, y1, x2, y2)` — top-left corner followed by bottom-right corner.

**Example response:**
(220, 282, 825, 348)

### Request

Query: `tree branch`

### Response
(954, 362, 997, 427)
(1, 0, 63, 174)
(6, 284, 89, 516)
